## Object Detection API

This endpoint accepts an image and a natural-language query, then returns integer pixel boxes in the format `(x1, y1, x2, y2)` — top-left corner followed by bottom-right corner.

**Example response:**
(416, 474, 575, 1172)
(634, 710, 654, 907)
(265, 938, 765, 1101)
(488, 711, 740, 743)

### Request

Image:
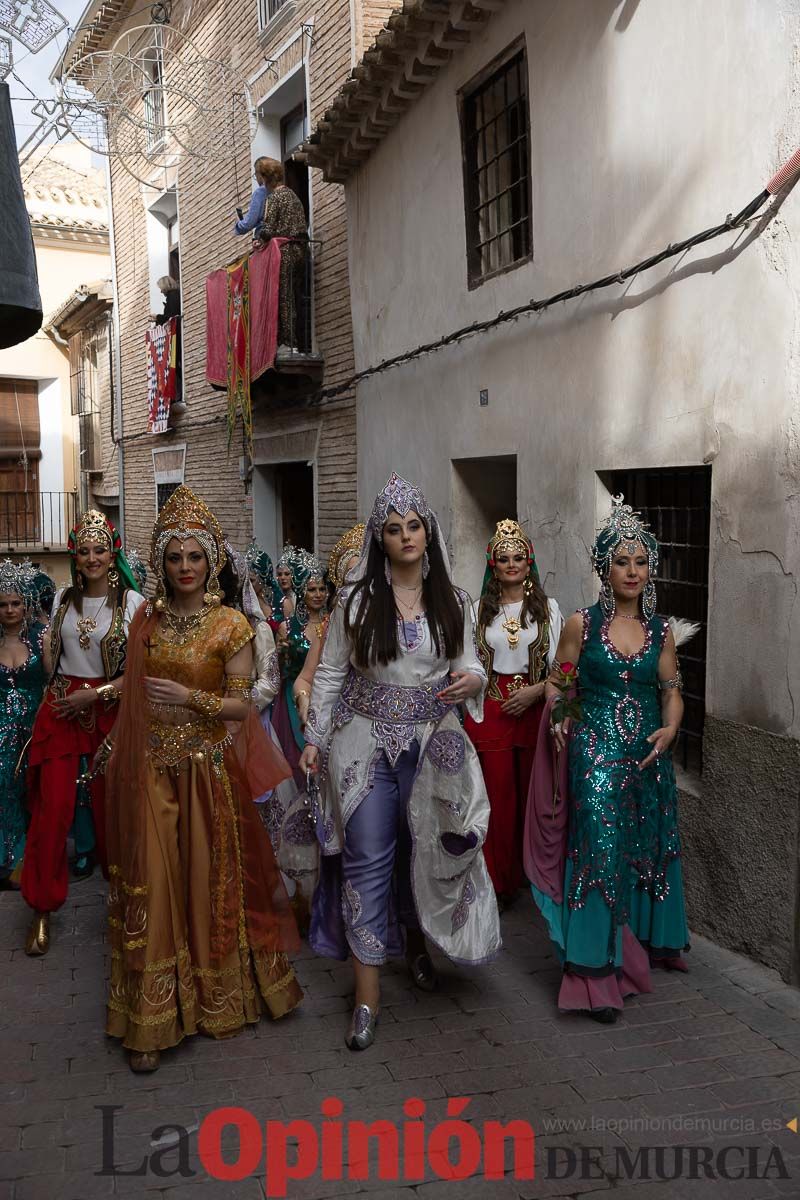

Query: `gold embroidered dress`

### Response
(105, 489, 301, 1054)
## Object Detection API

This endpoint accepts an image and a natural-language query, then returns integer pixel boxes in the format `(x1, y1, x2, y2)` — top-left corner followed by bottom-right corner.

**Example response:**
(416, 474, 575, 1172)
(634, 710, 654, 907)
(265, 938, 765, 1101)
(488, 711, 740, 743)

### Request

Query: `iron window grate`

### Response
(461, 46, 532, 286)
(605, 467, 712, 773)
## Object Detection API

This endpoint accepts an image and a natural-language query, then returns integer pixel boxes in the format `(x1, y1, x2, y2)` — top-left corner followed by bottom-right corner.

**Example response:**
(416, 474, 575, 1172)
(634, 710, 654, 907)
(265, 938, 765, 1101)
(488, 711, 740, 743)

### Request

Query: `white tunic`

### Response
(485, 597, 564, 675)
(51, 587, 144, 677)
(306, 587, 501, 966)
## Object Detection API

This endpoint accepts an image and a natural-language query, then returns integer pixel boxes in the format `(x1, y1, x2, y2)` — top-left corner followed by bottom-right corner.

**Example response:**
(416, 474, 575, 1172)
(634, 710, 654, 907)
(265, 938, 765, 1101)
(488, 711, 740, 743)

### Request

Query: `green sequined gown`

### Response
(534, 604, 689, 998)
(0, 623, 46, 882)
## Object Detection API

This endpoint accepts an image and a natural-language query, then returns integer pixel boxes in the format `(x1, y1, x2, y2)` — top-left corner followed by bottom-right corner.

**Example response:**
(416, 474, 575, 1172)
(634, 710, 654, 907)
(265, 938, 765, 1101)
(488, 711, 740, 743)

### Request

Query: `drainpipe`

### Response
(105, 151, 126, 537)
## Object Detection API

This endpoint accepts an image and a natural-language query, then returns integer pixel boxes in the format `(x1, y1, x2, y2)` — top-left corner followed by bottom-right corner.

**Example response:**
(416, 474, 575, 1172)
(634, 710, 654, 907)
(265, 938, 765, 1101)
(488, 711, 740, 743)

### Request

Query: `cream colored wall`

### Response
(0, 237, 110, 495)
(347, 0, 800, 741)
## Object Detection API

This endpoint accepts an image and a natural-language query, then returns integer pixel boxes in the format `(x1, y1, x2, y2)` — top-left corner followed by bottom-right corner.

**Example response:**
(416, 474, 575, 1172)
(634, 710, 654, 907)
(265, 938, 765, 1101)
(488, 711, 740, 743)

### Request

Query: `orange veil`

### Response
(105, 603, 299, 973)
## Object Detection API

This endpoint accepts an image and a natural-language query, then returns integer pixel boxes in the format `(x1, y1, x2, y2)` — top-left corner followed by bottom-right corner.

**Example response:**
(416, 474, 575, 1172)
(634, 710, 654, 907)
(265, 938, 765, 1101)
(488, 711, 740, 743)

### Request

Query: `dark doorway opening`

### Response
(276, 460, 314, 550)
(601, 466, 712, 773)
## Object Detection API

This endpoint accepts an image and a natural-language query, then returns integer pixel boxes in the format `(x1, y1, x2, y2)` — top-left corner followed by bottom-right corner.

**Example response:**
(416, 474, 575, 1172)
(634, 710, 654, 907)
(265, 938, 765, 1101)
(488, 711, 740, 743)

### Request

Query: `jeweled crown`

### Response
(487, 518, 531, 563)
(150, 485, 226, 573)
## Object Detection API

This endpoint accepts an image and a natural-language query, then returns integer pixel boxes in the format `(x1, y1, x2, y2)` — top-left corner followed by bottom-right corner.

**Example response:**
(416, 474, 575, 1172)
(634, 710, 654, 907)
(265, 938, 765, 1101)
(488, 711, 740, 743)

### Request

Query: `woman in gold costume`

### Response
(101, 486, 302, 1072)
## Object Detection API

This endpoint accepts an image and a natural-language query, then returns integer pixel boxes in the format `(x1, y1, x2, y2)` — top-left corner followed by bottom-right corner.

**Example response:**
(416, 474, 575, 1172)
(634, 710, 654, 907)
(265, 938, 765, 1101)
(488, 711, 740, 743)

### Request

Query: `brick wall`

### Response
(97, 0, 396, 559)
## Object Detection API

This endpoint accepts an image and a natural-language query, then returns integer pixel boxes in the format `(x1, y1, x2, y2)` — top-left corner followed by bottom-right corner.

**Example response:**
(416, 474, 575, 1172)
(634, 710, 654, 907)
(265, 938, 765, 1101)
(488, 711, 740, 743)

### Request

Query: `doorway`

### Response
(450, 456, 517, 597)
(253, 460, 314, 558)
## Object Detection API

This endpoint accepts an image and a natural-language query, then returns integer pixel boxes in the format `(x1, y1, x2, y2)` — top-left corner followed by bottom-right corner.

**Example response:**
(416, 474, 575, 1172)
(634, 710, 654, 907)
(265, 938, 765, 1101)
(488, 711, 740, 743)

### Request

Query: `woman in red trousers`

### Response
(464, 520, 563, 909)
(21, 510, 143, 955)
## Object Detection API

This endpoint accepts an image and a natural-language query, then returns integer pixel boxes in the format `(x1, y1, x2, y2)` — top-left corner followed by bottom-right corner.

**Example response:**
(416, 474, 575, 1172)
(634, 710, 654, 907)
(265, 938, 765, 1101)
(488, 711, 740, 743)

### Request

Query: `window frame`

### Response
(458, 37, 533, 290)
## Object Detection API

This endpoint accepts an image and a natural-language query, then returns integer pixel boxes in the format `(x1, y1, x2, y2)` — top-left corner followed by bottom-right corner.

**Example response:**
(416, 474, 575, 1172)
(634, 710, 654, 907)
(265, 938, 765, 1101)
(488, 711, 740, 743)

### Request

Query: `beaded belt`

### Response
(148, 716, 230, 770)
(340, 669, 451, 725)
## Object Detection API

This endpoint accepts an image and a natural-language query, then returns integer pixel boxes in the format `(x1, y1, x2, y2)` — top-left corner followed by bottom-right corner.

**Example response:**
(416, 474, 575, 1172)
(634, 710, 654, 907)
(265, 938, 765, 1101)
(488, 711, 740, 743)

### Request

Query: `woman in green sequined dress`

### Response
(530, 498, 689, 1023)
(0, 560, 46, 886)
(263, 552, 327, 926)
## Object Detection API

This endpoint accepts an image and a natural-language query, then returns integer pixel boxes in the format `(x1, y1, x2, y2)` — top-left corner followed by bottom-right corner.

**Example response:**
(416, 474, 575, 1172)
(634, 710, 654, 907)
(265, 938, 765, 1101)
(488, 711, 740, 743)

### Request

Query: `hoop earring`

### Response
(422, 550, 430, 580)
(204, 571, 222, 608)
(599, 579, 616, 620)
(642, 578, 657, 620)
(107, 565, 119, 588)
(384, 557, 392, 586)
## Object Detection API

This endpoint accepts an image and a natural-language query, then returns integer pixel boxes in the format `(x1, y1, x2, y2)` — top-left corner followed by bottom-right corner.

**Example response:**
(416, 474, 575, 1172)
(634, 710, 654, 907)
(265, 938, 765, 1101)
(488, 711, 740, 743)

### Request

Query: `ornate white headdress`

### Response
(368, 473, 432, 545)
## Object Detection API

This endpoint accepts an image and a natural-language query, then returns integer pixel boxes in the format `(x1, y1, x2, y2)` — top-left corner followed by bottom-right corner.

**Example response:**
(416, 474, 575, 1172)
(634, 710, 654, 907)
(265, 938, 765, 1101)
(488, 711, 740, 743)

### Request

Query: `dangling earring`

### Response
(599, 578, 616, 620)
(108, 564, 119, 587)
(154, 577, 167, 611)
(384, 557, 392, 586)
(523, 572, 533, 595)
(422, 549, 430, 580)
(204, 571, 222, 607)
(75, 570, 84, 591)
(642, 578, 657, 620)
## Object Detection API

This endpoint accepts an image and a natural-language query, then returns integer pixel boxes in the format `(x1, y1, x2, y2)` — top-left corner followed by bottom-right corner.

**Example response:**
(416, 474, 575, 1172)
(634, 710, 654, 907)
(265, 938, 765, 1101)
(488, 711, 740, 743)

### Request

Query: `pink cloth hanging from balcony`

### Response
(205, 238, 286, 388)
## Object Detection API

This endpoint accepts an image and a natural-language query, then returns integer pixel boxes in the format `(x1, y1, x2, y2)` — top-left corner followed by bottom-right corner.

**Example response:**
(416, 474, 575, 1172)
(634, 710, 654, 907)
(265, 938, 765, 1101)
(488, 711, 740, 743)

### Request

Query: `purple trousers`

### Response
(310, 743, 421, 965)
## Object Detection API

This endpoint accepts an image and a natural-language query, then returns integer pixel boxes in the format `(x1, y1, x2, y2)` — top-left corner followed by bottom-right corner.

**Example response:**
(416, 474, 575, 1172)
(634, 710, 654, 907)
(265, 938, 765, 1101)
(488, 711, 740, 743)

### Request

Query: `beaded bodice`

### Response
(146, 606, 252, 692)
(0, 622, 46, 738)
(145, 606, 253, 767)
(577, 604, 667, 745)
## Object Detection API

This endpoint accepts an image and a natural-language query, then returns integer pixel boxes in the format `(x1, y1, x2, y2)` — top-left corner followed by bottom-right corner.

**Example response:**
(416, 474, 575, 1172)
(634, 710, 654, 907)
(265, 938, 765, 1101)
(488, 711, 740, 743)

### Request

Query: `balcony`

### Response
(0, 490, 79, 552)
(253, 237, 324, 406)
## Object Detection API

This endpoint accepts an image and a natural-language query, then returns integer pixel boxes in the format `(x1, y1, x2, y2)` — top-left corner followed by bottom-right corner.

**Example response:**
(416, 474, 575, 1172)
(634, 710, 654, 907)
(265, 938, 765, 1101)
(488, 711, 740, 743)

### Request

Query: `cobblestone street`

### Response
(2, 882, 800, 1200)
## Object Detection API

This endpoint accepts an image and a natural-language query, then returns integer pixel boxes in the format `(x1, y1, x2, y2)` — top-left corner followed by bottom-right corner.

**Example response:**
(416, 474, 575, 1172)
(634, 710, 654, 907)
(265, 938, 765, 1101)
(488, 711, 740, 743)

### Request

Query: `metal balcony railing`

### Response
(0, 490, 80, 549)
(277, 237, 319, 357)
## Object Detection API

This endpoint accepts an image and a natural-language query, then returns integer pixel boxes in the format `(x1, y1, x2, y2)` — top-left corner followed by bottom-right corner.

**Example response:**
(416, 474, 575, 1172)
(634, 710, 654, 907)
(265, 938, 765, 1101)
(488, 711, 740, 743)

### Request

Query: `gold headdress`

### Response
(328, 523, 366, 590)
(70, 509, 115, 552)
(487, 519, 532, 564)
(150, 485, 227, 610)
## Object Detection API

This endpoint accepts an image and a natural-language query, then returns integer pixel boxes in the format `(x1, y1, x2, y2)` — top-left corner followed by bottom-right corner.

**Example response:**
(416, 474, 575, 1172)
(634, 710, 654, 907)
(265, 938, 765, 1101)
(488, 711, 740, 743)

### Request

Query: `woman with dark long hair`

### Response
(101, 486, 301, 1072)
(21, 511, 143, 954)
(465, 520, 562, 909)
(300, 475, 500, 1050)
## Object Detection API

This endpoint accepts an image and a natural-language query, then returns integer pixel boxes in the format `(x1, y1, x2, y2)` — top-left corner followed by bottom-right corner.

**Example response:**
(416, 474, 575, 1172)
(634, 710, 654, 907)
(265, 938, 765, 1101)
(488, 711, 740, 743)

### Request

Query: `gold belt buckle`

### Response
(507, 674, 526, 695)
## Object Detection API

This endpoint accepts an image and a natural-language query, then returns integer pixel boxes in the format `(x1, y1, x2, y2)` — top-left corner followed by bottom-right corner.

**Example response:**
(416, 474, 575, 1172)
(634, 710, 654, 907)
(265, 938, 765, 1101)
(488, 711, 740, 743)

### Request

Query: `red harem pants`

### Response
(464, 673, 544, 896)
(21, 676, 115, 913)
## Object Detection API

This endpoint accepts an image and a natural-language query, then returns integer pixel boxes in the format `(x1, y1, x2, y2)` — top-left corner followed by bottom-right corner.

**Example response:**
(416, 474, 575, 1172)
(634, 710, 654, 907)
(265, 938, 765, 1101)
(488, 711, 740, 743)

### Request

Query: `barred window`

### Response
(258, 0, 291, 29)
(460, 43, 532, 287)
(604, 467, 712, 773)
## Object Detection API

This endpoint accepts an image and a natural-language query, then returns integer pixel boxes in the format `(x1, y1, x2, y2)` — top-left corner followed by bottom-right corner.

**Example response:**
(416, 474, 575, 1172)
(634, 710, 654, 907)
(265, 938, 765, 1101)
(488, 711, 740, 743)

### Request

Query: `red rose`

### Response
(560, 661, 576, 675)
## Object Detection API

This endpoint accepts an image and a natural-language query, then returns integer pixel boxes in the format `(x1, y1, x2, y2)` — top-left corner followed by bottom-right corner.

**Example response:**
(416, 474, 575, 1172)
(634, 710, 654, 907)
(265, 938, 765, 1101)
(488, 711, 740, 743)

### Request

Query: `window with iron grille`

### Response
(258, 0, 291, 29)
(157, 482, 180, 511)
(142, 34, 166, 153)
(603, 467, 712, 773)
(460, 42, 532, 287)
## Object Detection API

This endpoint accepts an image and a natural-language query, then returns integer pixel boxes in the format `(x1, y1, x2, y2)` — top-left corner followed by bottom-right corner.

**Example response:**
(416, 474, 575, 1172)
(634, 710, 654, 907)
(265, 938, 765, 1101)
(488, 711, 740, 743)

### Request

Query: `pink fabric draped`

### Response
(558, 925, 653, 1011)
(523, 695, 570, 903)
(205, 239, 287, 388)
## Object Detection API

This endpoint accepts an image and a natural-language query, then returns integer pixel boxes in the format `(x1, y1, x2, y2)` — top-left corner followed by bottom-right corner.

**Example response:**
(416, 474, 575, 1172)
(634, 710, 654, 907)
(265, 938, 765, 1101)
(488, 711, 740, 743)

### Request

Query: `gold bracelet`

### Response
(295, 689, 310, 701)
(96, 683, 119, 705)
(186, 689, 224, 717)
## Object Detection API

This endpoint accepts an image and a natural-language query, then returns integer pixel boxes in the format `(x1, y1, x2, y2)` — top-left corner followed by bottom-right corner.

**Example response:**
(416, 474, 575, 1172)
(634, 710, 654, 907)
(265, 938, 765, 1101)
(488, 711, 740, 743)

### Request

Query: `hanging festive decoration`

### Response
(56, 22, 253, 186)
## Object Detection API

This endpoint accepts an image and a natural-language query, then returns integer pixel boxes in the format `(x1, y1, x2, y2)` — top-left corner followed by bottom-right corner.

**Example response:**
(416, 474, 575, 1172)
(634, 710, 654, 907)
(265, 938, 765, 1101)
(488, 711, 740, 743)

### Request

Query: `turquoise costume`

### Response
(0, 620, 46, 882)
(528, 496, 689, 1015)
(542, 603, 688, 975)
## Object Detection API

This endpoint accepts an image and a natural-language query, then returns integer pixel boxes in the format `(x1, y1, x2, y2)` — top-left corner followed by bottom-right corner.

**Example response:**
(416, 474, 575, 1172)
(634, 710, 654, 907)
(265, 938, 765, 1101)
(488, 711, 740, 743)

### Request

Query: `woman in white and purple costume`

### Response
(300, 474, 501, 1050)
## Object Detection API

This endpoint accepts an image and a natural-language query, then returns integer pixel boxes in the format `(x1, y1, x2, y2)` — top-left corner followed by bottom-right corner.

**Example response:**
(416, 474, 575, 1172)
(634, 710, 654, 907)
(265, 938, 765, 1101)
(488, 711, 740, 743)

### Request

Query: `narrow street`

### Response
(2, 882, 799, 1200)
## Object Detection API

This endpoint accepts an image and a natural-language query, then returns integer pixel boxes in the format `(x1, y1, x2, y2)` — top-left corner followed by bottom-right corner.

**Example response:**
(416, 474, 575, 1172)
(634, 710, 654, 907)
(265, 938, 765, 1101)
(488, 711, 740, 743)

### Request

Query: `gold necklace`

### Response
(163, 603, 209, 642)
(393, 587, 422, 618)
(500, 600, 522, 650)
(76, 595, 108, 651)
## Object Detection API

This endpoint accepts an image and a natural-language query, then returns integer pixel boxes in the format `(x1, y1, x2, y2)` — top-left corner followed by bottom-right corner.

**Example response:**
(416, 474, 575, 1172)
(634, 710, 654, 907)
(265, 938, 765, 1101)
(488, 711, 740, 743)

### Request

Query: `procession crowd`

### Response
(0, 475, 690, 1072)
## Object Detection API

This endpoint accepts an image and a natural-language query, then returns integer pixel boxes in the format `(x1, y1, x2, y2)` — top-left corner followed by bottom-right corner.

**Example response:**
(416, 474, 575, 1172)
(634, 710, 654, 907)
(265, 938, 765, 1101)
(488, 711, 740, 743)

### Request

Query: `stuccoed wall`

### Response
(680, 717, 800, 982)
(345, 0, 800, 974)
